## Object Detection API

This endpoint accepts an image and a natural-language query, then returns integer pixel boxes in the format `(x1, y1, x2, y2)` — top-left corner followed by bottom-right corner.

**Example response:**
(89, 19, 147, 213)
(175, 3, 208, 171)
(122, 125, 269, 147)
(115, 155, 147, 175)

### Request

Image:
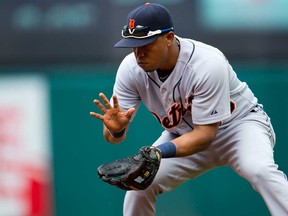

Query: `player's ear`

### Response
(165, 31, 174, 47)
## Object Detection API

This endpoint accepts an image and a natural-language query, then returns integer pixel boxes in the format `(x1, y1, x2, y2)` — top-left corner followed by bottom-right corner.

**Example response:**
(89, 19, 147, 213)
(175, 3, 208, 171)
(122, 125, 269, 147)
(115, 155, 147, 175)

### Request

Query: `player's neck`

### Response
(157, 38, 180, 75)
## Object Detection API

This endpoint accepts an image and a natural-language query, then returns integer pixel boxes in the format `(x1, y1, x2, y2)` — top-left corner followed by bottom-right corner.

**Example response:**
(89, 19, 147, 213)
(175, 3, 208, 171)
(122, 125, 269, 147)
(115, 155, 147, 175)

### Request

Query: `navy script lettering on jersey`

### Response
(152, 94, 193, 129)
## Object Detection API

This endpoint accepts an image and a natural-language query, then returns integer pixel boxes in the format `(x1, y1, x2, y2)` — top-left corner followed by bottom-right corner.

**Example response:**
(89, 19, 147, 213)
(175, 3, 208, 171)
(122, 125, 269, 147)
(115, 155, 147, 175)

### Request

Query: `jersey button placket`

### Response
(160, 87, 169, 105)
(161, 88, 167, 93)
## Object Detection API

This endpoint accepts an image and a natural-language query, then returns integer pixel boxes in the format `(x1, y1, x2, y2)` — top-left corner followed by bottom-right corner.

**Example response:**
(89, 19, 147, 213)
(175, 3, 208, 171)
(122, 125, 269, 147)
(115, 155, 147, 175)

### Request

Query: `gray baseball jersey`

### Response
(113, 36, 258, 134)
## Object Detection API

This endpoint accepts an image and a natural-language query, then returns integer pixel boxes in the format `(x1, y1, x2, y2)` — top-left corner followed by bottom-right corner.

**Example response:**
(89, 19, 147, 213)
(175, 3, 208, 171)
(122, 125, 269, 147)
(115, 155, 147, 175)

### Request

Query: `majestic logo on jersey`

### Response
(210, 110, 218, 116)
(128, 19, 136, 34)
(152, 94, 193, 129)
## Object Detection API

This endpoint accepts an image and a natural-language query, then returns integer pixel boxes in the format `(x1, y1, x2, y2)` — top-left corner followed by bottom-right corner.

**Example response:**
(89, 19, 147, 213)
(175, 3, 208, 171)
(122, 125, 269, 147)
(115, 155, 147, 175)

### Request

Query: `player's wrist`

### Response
(156, 141, 176, 158)
(109, 128, 126, 138)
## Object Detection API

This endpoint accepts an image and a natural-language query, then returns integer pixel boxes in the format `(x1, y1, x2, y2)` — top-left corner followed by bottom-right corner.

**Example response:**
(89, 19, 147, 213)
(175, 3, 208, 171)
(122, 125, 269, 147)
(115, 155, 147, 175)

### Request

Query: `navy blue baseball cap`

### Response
(114, 2, 174, 48)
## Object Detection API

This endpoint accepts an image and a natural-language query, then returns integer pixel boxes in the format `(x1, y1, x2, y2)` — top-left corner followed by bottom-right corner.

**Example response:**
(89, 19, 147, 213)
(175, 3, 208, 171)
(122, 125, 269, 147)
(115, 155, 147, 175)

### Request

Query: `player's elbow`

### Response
(197, 132, 216, 152)
(198, 140, 213, 151)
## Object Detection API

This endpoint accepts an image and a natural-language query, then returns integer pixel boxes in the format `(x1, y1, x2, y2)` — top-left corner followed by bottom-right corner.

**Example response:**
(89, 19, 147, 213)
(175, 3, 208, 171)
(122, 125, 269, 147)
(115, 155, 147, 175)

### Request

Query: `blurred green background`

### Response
(1, 0, 288, 215)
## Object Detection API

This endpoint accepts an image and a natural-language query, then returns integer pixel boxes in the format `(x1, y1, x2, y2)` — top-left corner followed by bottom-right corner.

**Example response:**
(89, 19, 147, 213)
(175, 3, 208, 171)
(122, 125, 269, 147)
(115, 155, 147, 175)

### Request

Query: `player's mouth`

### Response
(137, 61, 152, 72)
(137, 61, 146, 66)
(137, 60, 148, 67)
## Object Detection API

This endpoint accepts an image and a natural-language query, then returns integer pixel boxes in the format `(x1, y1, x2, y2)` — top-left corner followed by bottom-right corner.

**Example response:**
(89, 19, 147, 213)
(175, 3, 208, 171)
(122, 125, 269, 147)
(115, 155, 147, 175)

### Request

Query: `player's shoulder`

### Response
(177, 36, 229, 80)
(116, 52, 146, 82)
(118, 53, 138, 73)
(177, 36, 226, 62)
(121, 52, 137, 67)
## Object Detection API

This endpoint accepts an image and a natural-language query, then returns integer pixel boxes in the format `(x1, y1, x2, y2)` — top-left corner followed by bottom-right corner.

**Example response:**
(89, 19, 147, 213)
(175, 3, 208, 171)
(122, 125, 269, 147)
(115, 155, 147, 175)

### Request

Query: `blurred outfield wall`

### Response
(0, 0, 288, 64)
(48, 62, 288, 215)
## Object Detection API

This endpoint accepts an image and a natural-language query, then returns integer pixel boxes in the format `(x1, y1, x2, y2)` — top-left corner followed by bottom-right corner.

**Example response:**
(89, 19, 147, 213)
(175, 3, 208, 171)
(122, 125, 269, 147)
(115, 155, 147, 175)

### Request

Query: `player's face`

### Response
(132, 34, 173, 72)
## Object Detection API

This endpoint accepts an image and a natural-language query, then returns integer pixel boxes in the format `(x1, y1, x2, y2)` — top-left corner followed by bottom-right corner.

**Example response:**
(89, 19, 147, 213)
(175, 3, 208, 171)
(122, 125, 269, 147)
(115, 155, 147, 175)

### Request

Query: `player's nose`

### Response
(133, 47, 145, 58)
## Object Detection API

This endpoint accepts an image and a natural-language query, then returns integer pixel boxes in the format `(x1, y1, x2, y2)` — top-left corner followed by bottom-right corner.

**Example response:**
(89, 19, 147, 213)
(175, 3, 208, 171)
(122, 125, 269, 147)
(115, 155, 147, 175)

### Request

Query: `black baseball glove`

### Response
(97, 146, 161, 190)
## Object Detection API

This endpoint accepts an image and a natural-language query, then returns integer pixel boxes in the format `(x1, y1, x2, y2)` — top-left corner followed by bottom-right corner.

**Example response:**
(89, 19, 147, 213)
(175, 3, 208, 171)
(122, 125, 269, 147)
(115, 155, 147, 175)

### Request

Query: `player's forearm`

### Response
(172, 123, 219, 157)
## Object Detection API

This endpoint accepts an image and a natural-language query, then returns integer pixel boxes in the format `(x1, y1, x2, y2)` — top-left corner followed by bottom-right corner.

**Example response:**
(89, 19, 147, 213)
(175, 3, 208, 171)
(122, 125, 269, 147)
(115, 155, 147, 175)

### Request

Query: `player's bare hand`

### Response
(90, 93, 135, 132)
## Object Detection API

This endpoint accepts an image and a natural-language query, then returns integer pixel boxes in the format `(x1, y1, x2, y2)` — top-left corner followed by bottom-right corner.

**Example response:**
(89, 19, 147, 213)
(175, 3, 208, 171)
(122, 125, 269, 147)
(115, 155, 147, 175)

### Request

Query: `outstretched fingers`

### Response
(90, 111, 104, 121)
(99, 93, 113, 109)
(93, 99, 107, 113)
(92, 93, 114, 113)
(126, 107, 136, 119)
(112, 95, 119, 109)
(90, 93, 116, 121)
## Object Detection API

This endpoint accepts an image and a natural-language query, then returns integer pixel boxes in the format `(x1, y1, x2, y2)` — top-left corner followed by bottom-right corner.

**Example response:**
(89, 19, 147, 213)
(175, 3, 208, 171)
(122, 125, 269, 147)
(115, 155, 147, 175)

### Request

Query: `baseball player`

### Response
(90, 3, 288, 216)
